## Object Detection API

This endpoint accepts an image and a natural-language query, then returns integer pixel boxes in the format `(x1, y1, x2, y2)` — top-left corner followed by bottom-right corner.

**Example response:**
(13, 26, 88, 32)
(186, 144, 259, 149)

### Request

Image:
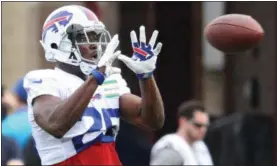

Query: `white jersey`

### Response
(151, 133, 213, 165)
(23, 67, 130, 165)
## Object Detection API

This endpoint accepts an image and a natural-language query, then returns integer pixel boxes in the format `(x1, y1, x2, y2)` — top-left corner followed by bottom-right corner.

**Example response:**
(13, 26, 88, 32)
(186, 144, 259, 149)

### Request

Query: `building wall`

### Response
(2, 2, 42, 89)
(225, 2, 277, 115)
(202, 2, 225, 116)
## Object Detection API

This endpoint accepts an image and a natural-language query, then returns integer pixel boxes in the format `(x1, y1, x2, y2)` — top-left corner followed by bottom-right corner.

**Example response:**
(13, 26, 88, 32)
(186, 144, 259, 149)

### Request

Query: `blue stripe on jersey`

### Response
(100, 135, 115, 143)
(102, 108, 120, 129)
(72, 107, 120, 153)
(102, 108, 120, 118)
(83, 107, 102, 132)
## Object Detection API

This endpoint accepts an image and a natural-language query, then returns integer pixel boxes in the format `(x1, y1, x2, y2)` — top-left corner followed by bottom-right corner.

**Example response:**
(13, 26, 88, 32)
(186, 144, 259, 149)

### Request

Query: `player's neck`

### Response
(56, 63, 87, 81)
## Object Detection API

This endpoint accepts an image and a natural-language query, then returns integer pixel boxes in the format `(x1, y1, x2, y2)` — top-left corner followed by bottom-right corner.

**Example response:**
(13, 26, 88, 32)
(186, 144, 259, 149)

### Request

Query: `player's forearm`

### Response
(47, 76, 98, 138)
(139, 76, 165, 130)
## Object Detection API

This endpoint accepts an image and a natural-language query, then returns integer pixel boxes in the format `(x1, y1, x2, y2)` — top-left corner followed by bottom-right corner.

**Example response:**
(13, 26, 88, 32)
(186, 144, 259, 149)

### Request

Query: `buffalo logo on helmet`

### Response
(42, 10, 73, 41)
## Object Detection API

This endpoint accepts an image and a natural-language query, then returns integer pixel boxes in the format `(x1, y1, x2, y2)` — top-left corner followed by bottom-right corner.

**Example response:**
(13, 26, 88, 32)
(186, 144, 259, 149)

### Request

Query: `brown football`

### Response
(204, 14, 264, 52)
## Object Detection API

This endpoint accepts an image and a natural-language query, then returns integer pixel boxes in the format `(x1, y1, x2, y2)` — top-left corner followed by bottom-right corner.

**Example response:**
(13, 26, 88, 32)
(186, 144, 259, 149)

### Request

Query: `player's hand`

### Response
(117, 26, 162, 79)
(90, 34, 121, 85)
(97, 34, 121, 73)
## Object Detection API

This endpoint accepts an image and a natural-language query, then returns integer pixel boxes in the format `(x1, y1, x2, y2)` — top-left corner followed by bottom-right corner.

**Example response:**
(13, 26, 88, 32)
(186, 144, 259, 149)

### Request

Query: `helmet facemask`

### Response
(59, 23, 111, 75)
(75, 27, 111, 65)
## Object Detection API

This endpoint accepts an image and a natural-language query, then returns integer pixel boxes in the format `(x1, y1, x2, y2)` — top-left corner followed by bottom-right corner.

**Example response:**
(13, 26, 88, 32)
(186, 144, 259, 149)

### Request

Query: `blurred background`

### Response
(2, 1, 277, 166)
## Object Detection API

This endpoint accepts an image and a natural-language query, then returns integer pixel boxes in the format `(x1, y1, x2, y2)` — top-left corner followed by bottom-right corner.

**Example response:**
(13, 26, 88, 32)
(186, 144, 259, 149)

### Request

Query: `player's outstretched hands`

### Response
(117, 25, 163, 79)
(90, 34, 121, 85)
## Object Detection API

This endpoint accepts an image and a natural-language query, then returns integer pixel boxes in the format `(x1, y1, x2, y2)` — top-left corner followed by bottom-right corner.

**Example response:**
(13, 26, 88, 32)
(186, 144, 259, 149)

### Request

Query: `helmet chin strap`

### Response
(80, 61, 97, 75)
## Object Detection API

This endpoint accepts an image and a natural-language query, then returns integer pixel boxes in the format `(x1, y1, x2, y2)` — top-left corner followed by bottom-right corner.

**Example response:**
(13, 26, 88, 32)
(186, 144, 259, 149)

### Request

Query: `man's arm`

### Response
(32, 76, 99, 138)
(150, 148, 183, 165)
(120, 76, 164, 131)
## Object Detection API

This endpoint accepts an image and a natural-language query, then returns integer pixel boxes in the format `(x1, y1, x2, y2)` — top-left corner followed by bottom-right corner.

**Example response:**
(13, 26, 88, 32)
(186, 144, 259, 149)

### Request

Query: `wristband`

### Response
(137, 72, 153, 80)
(90, 69, 106, 85)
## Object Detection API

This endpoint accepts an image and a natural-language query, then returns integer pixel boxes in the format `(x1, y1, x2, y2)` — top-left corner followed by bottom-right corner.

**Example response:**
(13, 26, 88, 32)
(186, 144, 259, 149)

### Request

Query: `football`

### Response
(204, 14, 264, 52)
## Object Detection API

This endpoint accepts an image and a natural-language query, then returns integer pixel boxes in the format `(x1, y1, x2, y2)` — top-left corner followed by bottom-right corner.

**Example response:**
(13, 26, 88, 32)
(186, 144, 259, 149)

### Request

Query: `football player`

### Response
(24, 5, 164, 165)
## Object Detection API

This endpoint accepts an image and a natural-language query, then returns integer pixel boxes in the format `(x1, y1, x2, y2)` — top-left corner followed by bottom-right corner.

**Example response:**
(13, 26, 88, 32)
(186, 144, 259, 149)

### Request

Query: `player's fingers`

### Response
(154, 42, 163, 56)
(130, 31, 138, 47)
(106, 66, 122, 76)
(107, 34, 119, 53)
(112, 67, 121, 74)
(117, 54, 133, 66)
(105, 51, 121, 67)
(109, 50, 121, 64)
(110, 34, 118, 44)
(98, 45, 120, 68)
(113, 50, 121, 57)
(112, 35, 119, 50)
(139, 25, 146, 44)
(149, 30, 159, 48)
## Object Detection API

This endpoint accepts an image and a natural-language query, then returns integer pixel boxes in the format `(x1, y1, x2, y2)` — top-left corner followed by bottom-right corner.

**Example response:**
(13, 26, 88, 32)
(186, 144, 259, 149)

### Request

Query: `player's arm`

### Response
(120, 76, 164, 131)
(26, 35, 121, 139)
(118, 26, 165, 131)
(32, 76, 99, 138)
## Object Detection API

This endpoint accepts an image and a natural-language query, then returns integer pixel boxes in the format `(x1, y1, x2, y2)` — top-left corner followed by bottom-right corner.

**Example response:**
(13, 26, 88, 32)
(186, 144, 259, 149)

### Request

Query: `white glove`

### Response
(90, 34, 121, 84)
(117, 26, 162, 79)
(97, 34, 121, 75)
